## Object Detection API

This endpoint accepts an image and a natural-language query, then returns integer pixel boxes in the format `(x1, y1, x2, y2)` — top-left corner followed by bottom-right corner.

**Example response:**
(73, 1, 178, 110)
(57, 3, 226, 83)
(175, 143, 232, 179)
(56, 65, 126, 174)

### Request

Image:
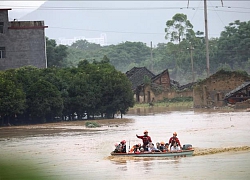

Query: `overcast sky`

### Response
(1, 1, 250, 46)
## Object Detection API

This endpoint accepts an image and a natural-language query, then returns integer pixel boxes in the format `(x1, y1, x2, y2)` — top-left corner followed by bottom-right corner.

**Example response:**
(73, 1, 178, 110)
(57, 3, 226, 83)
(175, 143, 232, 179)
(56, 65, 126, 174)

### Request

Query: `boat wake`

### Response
(193, 146, 250, 156)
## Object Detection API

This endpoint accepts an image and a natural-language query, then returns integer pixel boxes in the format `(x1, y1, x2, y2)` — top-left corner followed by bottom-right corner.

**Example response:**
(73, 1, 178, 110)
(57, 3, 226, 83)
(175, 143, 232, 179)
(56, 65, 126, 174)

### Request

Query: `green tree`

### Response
(15, 66, 41, 92)
(66, 69, 97, 120)
(165, 13, 194, 43)
(71, 39, 101, 51)
(46, 37, 68, 68)
(26, 80, 63, 123)
(101, 55, 110, 63)
(0, 71, 26, 125)
(97, 67, 134, 118)
(217, 20, 250, 73)
(78, 60, 134, 119)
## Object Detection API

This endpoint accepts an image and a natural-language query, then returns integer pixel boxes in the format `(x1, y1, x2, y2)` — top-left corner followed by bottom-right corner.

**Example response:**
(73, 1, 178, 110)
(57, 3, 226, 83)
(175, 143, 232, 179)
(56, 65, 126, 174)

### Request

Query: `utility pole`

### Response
(204, 0, 210, 77)
(190, 46, 194, 82)
(150, 41, 153, 72)
(187, 45, 195, 83)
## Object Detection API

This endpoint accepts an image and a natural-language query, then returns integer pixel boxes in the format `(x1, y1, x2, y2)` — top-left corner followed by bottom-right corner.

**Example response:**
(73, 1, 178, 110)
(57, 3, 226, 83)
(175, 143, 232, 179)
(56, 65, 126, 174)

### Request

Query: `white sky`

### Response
(0, 1, 46, 18)
(1, 1, 250, 45)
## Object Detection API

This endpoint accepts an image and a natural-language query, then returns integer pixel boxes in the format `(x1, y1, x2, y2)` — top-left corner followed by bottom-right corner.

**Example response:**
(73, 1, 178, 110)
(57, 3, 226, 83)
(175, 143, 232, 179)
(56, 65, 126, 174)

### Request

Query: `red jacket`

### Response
(136, 135, 152, 147)
(169, 137, 181, 147)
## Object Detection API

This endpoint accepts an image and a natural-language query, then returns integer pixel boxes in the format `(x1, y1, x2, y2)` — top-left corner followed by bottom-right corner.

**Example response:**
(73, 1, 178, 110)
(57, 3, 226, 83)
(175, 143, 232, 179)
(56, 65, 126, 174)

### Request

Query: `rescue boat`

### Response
(111, 144, 194, 157)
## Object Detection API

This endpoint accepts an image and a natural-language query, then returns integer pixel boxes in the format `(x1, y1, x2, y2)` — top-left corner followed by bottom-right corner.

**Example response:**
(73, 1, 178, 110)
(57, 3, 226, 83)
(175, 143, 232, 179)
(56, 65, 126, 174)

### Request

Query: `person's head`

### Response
(144, 130, 148, 135)
(160, 141, 165, 146)
(173, 132, 177, 137)
(121, 140, 126, 145)
(148, 142, 153, 148)
(165, 143, 169, 147)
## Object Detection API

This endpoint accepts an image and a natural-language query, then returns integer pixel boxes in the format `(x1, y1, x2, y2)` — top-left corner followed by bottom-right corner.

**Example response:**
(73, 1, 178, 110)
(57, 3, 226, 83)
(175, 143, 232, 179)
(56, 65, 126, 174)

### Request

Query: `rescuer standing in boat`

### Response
(136, 130, 152, 151)
(169, 132, 182, 149)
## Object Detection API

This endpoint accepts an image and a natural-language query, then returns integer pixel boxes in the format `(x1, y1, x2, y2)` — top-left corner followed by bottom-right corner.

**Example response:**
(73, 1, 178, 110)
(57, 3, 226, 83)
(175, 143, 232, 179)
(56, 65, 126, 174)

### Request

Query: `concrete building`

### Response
(0, 8, 48, 71)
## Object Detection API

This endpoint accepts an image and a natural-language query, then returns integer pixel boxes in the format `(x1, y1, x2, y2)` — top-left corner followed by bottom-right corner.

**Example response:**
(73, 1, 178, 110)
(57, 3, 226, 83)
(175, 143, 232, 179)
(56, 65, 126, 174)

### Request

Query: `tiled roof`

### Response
(151, 69, 168, 82)
(126, 67, 155, 90)
(178, 82, 196, 90)
(170, 79, 180, 88)
(151, 69, 180, 88)
(224, 81, 250, 99)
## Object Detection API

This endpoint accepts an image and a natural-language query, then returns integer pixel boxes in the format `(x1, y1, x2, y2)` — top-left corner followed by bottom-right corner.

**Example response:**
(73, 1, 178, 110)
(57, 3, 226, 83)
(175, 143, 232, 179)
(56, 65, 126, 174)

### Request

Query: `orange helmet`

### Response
(144, 130, 148, 134)
(160, 141, 165, 145)
(173, 132, 177, 136)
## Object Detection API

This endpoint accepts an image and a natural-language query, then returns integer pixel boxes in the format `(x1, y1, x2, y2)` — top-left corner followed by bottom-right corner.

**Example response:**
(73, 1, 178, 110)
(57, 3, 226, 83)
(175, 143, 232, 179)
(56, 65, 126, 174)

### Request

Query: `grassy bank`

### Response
(132, 97, 193, 109)
(132, 101, 193, 109)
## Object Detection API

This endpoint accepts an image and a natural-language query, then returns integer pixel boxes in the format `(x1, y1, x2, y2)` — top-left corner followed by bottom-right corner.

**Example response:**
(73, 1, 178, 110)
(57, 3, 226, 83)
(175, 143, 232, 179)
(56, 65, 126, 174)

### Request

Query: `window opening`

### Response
(0, 22, 4, 33)
(0, 47, 6, 58)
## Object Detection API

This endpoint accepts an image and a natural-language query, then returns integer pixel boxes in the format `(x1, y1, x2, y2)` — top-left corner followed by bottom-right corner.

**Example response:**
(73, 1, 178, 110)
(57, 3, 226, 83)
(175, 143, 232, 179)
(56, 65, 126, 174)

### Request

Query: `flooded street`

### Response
(1, 109, 250, 179)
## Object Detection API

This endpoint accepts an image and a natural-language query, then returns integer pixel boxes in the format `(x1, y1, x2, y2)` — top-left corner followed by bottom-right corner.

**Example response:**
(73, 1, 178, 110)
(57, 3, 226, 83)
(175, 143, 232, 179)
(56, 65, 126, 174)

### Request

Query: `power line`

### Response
(190, 0, 203, 21)
(49, 26, 164, 35)
(1, 4, 250, 12)
(48, 26, 222, 36)
(208, 1, 226, 27)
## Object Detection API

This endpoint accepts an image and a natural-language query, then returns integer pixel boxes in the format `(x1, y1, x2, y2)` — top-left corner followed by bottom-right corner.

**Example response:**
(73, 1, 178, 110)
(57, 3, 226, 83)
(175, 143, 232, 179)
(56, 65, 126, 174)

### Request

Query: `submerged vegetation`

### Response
(85, 121, 101, 128)
(0, 61, 134, 126)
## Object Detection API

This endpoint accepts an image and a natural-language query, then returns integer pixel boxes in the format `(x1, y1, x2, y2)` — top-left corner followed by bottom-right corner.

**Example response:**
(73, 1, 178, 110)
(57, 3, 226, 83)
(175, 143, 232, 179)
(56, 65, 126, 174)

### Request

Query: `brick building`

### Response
(126, 67, 194, 103)
(0, 8, 47, 70)
(193, 70, 250, 108)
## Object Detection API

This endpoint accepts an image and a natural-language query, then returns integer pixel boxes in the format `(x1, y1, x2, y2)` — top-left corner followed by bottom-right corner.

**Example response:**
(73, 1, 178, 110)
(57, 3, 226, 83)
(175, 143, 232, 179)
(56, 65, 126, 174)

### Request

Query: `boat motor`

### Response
(182, 144, 192, 150)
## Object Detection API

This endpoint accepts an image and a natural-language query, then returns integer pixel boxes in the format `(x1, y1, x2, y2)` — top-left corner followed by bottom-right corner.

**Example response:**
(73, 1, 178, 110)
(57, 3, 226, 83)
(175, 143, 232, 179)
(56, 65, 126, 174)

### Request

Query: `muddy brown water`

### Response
(1, 108, 250, 179)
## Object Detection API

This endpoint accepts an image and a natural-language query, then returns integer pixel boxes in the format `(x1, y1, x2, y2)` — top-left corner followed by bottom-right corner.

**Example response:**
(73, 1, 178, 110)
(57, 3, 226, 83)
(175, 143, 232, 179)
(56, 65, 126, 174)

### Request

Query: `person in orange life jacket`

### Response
(129, 143, 141, 153)
(159, 141, 166, 152)
(136, 130, 152, 151)
(168, 132, 182, 149)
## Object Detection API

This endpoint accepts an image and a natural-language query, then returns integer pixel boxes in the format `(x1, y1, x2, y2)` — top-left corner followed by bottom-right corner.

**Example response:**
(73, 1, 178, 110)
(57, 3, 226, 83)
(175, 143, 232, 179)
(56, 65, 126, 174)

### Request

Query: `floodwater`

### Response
(1, 108, 250, 180)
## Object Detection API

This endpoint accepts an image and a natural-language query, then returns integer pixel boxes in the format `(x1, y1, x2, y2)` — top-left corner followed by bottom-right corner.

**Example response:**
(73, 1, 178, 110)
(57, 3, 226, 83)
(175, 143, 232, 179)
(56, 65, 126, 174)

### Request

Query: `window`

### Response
(216, 93, 220, 101)
(0, 22, 4, 33)
(0, 47, 6, 58)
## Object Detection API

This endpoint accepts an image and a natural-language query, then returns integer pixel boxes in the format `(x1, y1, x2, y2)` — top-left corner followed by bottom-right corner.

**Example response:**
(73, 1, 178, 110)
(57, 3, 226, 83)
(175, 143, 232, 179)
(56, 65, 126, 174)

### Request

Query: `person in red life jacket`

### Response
(120, 140, 126, 153)
(114, 140, 126, 153)
(169, 132, 182, 149)
(136, 130, 152, 151)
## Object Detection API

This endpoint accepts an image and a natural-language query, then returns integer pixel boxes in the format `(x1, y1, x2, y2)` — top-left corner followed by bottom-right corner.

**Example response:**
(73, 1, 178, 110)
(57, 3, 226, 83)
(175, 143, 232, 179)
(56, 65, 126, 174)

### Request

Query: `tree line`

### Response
(0, 60, 134, 126)
(47, 14, 250, 84)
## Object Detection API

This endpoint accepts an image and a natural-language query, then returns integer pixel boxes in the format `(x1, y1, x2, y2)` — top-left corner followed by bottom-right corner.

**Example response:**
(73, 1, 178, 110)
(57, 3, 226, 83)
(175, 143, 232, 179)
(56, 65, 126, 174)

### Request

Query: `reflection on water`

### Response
(1, 109, 250, 179)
